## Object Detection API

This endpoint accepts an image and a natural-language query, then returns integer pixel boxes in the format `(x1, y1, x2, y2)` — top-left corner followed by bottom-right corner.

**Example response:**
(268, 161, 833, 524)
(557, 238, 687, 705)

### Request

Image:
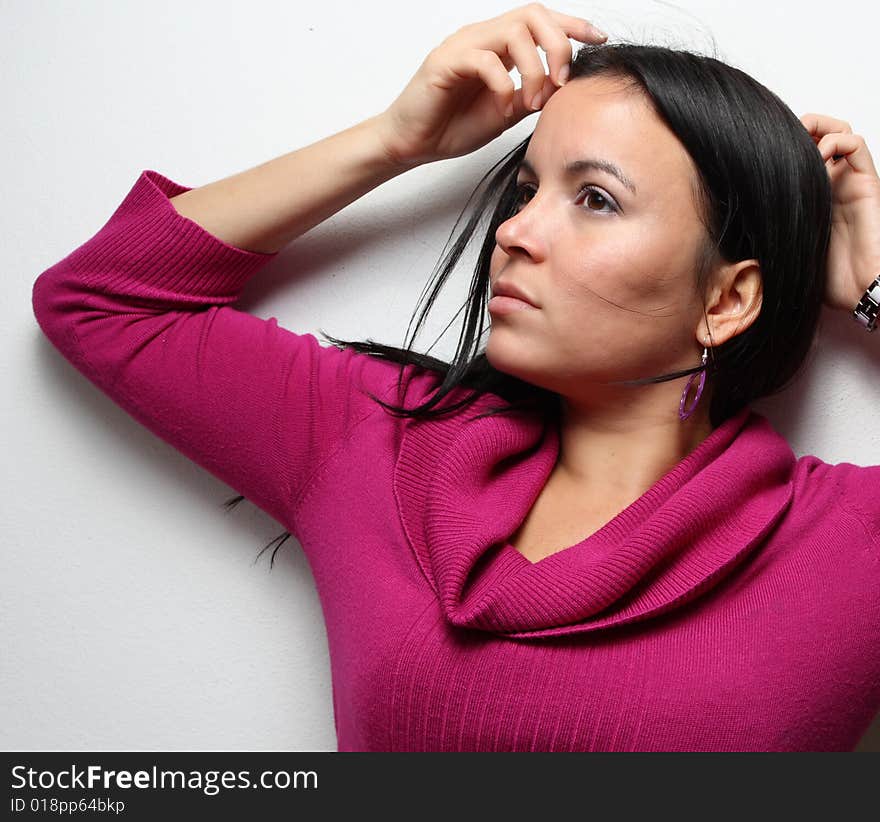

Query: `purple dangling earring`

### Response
(679, 343, 709, 421)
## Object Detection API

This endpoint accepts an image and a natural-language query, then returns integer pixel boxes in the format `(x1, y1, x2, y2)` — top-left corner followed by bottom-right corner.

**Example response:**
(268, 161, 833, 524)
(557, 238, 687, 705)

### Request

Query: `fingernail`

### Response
(558, 65, 570, 85)
(593, 26, 608, 39)
(530, 92, 542, 111)
(505, 101, 514, 118)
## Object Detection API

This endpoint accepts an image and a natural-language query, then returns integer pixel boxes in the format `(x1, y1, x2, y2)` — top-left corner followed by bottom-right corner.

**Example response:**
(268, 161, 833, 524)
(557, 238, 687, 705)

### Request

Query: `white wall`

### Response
(4, 0, 879, 751)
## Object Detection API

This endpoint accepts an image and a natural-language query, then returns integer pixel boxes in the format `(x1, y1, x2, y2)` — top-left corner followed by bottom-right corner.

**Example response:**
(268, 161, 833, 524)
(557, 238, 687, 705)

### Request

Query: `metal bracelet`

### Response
(852, 274, 880, 332)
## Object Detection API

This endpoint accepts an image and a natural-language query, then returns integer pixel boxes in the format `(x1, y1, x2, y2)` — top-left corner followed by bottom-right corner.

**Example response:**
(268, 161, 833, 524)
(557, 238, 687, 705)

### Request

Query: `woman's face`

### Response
(486, 73, 713, 400)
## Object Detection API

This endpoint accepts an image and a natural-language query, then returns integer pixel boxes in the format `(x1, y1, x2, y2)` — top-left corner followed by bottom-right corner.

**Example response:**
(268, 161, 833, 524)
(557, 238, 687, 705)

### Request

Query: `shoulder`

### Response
(793, 455, 880, 545)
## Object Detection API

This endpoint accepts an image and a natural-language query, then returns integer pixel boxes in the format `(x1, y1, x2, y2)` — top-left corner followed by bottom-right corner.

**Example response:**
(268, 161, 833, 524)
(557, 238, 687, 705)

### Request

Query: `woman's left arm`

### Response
(800, 112, 880, 313)
(802, 115, 880, 520)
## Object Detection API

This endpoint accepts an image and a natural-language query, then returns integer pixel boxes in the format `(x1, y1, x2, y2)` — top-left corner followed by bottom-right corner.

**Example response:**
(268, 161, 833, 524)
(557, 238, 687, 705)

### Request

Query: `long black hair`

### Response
(228, 40, 832, 568)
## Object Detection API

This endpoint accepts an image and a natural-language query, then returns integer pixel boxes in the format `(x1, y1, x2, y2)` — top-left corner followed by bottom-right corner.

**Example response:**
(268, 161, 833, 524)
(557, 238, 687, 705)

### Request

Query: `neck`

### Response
(552, 392, 715, 504)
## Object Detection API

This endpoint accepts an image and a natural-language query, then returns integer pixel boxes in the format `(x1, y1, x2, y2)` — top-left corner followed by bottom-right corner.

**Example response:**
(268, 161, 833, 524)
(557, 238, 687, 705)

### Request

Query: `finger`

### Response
(541, 6, 608, 44)
(506, 21, 549, 110)
(800, 112, 853, 141)
(451, 47, 518, 119)
(502, 73, 558, 125)
(523, 6, 579, 87)
(488, 4, 606, 52)
(816, 132, 879, 176)
(463, 5, 605, 81)
(532, 74, 561, 113)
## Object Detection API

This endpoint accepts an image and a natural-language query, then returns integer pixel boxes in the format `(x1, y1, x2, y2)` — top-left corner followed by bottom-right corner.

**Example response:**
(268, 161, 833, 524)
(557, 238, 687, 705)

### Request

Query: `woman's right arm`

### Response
(31, 4, 605, 533)
(167, 114, 413, 255)
(32, 165, 418, 533)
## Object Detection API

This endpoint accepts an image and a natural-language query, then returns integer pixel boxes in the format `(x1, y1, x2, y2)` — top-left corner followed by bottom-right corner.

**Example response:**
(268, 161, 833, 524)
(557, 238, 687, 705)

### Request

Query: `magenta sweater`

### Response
(32, 170, 880, 752)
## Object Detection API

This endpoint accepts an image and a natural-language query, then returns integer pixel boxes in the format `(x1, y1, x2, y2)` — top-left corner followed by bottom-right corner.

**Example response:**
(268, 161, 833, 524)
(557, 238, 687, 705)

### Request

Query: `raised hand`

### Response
(375, 3, 607, 169)
(801, 112, 880, 312)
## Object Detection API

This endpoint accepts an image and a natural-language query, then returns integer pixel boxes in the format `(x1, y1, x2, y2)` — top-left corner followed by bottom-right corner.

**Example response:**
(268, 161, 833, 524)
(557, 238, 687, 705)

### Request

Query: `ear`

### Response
(697, 259, 763, 345)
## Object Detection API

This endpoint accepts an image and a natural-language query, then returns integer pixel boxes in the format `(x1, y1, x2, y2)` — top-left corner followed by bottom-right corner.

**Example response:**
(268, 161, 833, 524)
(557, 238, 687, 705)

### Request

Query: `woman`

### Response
(32, 3, 880, 751)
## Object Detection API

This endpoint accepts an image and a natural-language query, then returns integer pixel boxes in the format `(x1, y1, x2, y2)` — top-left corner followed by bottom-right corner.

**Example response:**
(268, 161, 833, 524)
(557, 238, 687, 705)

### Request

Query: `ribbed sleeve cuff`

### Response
(62, 169, 280, 307)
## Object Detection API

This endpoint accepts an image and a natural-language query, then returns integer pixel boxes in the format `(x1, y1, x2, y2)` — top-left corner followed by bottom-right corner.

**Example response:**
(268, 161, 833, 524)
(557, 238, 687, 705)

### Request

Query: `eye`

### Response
(512, 182, 619, 214)
(576, 184, 619, 214)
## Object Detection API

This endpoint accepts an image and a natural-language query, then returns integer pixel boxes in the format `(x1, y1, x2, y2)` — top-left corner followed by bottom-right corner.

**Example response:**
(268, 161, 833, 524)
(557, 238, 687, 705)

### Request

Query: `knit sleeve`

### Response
(31, 169, 408, 531)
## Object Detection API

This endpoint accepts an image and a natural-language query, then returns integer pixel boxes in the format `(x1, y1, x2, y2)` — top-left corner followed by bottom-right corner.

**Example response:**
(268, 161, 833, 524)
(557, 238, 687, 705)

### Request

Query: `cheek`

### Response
(553, 254, 647, 313)
(631, 209, 704, 275)
(558, 225, 691, 312)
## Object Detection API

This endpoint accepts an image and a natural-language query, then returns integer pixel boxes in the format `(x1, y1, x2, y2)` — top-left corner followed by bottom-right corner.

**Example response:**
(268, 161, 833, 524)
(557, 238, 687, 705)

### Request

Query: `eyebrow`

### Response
(517, 157, 638, 196)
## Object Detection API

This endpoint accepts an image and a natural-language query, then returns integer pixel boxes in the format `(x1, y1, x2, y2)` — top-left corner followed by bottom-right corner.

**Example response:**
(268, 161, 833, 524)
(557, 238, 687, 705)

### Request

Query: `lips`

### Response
(490, 279, 540, 308)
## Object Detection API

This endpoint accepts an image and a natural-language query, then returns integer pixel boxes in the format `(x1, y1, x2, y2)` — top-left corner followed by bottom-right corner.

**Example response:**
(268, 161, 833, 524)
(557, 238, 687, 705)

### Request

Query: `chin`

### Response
(484, 334, 548, 390)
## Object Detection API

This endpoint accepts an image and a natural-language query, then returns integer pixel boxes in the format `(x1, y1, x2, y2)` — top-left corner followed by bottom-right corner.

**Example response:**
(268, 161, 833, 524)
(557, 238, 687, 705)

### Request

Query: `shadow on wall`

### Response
(854, 712, 880, 752)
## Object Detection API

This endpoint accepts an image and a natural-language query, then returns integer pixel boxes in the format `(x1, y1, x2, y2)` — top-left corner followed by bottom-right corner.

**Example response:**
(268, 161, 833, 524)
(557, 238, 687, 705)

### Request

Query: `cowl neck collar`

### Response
(393, 394, 796, 639)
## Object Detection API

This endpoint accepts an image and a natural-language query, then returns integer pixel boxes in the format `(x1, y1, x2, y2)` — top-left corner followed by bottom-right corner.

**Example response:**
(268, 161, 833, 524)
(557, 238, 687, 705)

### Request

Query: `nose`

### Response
(494, 200, 547, 263)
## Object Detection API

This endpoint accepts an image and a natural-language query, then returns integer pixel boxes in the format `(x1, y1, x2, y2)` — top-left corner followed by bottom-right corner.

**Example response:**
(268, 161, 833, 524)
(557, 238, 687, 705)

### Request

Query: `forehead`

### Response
(525, 75, 697, 198)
